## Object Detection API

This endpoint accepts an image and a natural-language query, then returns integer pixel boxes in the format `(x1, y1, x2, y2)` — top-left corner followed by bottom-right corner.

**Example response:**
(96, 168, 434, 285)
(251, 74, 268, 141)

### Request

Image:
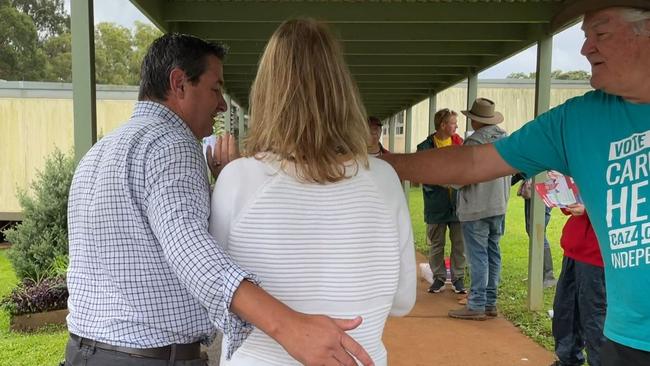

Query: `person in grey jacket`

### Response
(448, 98, 510, 321)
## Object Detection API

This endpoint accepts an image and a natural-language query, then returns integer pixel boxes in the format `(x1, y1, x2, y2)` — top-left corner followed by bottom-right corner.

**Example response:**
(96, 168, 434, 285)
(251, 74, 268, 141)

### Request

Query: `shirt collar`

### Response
(132, 101, 195, 137)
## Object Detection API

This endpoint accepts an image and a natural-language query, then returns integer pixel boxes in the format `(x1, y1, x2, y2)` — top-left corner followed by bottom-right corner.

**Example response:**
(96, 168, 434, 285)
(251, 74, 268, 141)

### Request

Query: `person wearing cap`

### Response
(446, 98, 509, 321)
(382, 3, 650, 364)
(367, 116, 390, 157)
(416, 108, 467, 294)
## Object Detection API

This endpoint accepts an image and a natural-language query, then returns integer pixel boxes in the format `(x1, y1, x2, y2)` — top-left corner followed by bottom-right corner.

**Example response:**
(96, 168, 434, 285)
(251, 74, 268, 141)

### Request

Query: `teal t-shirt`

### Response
(494, 90, 650, 351)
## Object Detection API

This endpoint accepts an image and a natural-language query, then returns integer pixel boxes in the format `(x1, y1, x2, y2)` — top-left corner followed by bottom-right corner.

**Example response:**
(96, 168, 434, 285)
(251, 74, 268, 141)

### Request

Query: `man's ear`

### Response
(169, 68, 186, 99)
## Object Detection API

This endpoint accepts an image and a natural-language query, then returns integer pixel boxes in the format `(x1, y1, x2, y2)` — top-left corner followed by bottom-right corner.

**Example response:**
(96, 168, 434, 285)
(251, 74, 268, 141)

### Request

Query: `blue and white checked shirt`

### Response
(67, 101, 257, 358)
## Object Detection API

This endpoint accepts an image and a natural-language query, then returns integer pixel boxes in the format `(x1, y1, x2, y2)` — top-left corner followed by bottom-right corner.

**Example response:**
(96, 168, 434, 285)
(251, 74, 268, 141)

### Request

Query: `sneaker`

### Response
(427, 279, 446, 293)
(451, 278, 467, 294)
(448, 307, 486, 321)
(485, 305, 498, 317)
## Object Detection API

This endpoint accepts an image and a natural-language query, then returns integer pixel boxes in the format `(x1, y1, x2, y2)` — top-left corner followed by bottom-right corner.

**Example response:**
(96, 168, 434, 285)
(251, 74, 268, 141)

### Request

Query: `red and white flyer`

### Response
(534, 171, 582, 208)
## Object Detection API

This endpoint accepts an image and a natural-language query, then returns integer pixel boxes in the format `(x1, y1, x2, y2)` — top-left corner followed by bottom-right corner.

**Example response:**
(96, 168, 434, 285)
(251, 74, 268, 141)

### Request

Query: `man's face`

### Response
(368, 123, 382, 145)
(581, 8, 650, 98)
(178, 56, 228, 138)
(441, 115, 458, 136)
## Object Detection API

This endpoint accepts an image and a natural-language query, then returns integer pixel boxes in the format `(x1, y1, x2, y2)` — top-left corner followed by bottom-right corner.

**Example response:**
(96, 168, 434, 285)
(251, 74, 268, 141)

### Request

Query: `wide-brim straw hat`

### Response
(552, 0, 650, 30)
(461, 98, 504, 125)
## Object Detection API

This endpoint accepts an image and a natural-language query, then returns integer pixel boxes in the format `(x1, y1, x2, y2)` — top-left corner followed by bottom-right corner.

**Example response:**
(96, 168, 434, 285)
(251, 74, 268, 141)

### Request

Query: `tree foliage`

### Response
(12, 0, 69, 40)
(42, 31, 71, 82)
(95, 22, 135, 85)
(0, 1, 161, 84)
(0, 0, 47, 80)
(506, 69, 591, 80)
(131, 20, 161, 79)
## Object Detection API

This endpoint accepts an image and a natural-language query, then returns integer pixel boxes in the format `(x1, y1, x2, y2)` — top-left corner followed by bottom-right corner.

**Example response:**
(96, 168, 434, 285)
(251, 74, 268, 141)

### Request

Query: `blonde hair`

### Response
(433, 108, 458, 131)
(245, 18, 369, 183)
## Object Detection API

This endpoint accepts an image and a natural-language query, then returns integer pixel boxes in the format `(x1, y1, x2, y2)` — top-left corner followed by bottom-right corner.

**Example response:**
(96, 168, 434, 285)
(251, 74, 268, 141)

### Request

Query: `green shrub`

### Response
(3, 149, 75, 281)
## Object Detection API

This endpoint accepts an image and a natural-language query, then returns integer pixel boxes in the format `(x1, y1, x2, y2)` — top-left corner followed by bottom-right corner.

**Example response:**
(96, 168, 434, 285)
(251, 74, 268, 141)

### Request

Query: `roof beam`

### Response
(226, 80, 446, 90)
(128, 0, 169, 31)
(180, 23, 534, 42)
(225, 40, 505, 56)
(225, 74, 459, 83)
(223, 65, 473, 77)
(224, 54, 483, 67)
(162, 2, 558, 23)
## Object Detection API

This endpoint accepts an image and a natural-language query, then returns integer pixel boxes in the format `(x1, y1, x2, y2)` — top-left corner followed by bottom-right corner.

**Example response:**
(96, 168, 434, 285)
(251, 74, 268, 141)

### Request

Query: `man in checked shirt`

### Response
(64, 33, 373, 366)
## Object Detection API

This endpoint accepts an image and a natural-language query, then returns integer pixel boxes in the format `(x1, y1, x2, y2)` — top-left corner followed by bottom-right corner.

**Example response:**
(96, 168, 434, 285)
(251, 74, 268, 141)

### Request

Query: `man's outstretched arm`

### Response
(382, 143, 517, 185)
(231, 281, 374, 366)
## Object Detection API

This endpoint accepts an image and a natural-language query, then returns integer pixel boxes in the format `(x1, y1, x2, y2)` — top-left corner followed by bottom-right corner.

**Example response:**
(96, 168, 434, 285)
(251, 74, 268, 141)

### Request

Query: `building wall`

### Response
(1, 80, 592, 215)
(0, 82, 139, 216)
(383, 80, 592, 153)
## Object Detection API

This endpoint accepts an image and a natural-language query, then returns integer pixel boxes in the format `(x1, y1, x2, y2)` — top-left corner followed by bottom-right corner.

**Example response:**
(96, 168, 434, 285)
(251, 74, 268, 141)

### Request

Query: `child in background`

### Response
(551, 203, 605, 366)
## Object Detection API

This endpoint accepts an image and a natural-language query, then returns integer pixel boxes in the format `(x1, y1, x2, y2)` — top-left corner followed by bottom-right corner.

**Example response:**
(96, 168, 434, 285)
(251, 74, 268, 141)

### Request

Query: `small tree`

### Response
(3, 149, 75, 280)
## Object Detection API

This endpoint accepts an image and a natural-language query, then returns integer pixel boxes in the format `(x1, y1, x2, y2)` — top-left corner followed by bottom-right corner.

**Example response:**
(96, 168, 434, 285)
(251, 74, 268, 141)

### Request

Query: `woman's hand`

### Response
(565, 203, 585, 216)
(206, 133, 239, 180)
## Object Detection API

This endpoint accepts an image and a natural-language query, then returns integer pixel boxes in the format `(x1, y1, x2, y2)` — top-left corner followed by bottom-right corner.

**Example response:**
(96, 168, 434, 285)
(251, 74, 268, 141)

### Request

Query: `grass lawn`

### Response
(0, 186, 565, 364)
(0, 251, 67, 366)
(408, 185, 566, 350)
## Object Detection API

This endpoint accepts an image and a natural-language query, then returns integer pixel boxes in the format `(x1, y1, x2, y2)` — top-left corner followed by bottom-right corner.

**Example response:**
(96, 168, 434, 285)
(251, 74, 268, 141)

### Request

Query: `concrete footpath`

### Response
(381, 253, 556, 366)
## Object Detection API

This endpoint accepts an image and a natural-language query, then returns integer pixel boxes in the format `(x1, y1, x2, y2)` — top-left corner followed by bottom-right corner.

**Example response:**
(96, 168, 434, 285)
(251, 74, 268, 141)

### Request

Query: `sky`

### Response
(66, 0, 591, 78)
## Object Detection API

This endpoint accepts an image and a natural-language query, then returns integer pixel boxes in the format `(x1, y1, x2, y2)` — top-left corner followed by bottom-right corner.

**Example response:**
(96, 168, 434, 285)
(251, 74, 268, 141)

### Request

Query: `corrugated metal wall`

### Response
(1, 80, 591, 215)
(384, 81, 592, 153)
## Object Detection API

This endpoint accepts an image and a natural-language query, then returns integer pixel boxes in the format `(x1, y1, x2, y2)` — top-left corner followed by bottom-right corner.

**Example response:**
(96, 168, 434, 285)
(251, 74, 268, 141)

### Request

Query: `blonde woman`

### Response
(209, 19, 416, 366)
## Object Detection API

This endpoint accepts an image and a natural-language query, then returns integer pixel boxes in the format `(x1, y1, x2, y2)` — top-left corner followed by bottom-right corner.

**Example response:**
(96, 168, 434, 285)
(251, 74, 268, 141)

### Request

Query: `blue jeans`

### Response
(553, 256, 606, 366)
(461, 215, 504, 311)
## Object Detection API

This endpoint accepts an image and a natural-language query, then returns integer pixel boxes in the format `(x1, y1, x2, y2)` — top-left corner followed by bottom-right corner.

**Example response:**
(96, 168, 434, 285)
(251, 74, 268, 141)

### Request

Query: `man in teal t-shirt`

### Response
(495, 89, 649, 353)
(382, 4, 650, 365)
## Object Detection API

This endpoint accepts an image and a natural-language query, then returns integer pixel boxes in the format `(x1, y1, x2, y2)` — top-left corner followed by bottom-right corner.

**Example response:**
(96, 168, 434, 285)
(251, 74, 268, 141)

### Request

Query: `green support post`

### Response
(388, 114, 396, 152)
(403, 107, 413, 201)
(428, 94, 437, 135)
(238, 106, 246, 152)
(465, 73, 478, 138)
(527, 35, 553, 311)
(71, 0, 97, 163)
(223, 94, 232, 134)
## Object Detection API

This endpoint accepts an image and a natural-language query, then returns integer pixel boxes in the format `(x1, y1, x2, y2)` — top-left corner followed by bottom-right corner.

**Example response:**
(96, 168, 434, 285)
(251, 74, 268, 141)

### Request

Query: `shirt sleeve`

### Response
(209, 158, 275, 253)
(144, 139, 259, 358)
(493, 103, 571, 179)
(372, 160, 416, 316)
(390, 189, 417, 317)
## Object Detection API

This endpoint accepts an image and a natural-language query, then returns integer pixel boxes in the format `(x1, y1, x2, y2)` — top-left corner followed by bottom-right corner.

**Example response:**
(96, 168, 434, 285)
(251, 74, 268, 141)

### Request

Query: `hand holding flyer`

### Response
(534, 171, 582, 208)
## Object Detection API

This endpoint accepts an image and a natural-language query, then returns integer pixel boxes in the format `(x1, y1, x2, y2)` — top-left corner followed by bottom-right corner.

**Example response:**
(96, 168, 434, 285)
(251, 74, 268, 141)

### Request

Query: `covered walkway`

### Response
(70, 0, 578, 312)
(382, 254, 555, 365)
(70, 1, 582, 363)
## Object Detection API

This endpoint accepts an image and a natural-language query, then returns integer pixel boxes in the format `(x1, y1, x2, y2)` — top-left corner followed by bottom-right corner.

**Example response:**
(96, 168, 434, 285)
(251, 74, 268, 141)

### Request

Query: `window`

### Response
(395, 111, 405, 135)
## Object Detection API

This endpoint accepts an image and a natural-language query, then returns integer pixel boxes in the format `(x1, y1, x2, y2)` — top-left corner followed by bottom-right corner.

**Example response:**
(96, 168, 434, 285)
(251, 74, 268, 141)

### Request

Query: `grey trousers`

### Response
(64, 338, 208, 366)
(427, 222, 466, 282)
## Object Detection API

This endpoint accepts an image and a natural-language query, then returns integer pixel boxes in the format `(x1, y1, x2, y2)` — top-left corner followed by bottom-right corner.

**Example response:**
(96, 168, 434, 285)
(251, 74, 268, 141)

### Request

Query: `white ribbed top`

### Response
(209, 156, 415, 366)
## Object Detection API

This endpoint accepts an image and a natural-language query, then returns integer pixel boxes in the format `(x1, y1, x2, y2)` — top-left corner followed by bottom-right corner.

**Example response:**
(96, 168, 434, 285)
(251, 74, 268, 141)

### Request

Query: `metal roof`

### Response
(130, 0, 577, 118)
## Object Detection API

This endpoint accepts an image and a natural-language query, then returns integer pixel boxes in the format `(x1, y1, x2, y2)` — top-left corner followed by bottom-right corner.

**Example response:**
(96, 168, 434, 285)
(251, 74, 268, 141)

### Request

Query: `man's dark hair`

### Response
(138, 33, 228, 101)
(368, 116, 382, 126)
